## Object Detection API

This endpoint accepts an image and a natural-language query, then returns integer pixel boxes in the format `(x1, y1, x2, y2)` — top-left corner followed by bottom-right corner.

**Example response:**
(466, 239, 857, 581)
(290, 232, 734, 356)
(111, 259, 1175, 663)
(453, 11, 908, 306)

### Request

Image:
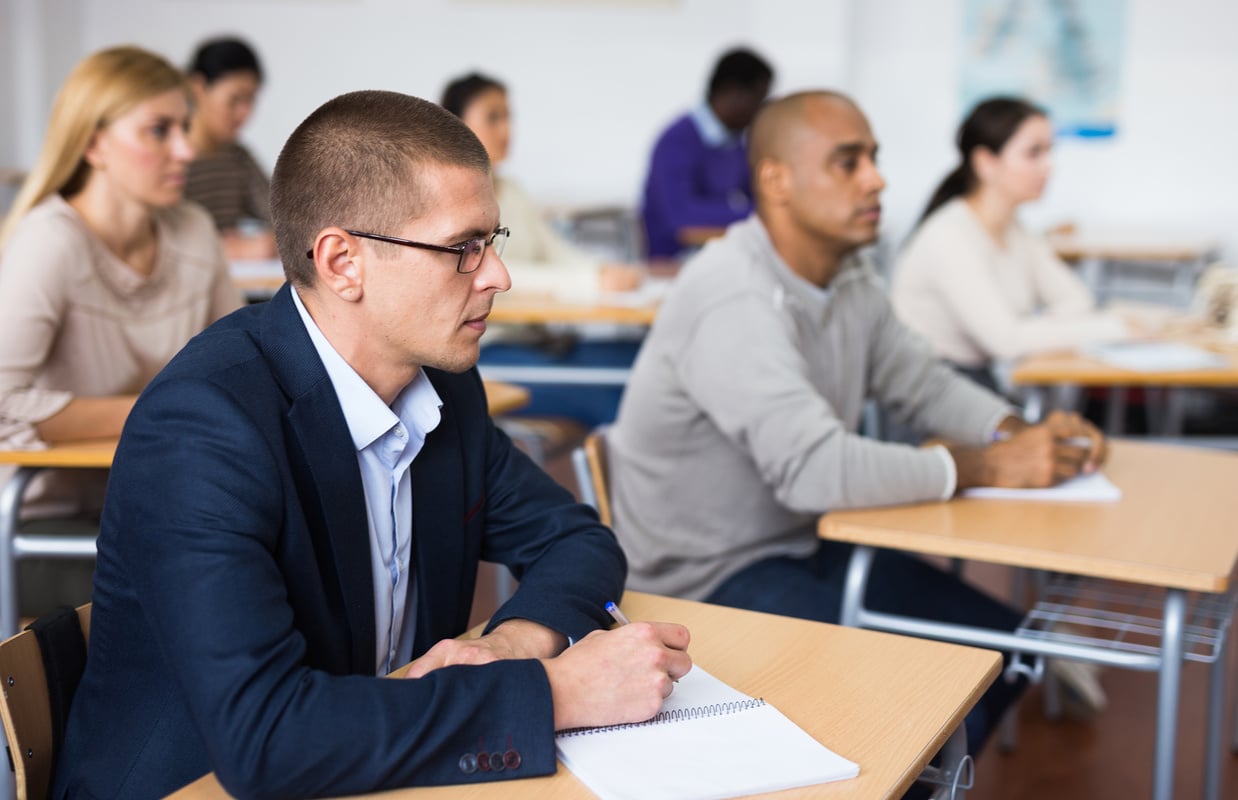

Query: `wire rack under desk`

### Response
(1015, 575, 1238, 664)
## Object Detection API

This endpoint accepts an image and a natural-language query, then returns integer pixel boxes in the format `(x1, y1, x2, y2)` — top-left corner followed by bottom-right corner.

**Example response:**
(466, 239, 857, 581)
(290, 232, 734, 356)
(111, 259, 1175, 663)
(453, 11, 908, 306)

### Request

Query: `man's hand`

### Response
(951, 410, 1106, 490)
(402, 618, 567, 679)
(1039, 409, 1107, 471)
(542, 621, 692, 731)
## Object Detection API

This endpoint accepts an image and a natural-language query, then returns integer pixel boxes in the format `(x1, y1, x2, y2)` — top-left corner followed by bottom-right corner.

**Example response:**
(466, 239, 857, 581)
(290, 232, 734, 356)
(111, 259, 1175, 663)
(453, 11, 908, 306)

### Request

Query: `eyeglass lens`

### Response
(459, 228, 509, 274)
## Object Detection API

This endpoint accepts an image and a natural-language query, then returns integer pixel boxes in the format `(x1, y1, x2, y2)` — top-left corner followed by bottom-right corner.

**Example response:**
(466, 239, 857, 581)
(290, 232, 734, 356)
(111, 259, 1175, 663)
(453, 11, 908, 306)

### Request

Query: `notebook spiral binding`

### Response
(557, 697, 767, 738)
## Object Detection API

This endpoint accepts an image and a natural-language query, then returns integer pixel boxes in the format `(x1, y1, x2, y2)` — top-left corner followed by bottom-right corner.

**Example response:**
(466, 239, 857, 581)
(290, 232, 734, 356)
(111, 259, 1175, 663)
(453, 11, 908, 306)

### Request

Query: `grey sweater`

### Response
(609, 216, 1011, 600)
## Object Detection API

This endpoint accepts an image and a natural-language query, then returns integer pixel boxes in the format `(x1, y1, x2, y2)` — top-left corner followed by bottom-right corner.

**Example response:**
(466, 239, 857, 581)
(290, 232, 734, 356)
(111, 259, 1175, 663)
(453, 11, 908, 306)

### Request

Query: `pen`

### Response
(605, 601, 631, 627)
(606, 600, 678, 683)
(991, 431, 1094, 448)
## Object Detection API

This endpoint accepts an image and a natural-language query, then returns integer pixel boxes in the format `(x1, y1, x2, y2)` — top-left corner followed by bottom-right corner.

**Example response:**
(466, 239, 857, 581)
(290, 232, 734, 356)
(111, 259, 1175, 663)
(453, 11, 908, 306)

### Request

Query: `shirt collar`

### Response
(690, 102, 741, 148)
(291, 287, 442, 451)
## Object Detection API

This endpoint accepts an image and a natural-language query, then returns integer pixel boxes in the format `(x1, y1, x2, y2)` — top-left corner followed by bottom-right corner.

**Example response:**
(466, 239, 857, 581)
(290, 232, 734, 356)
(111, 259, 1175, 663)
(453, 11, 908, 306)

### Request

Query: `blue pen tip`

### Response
(604, 601, 617, 611)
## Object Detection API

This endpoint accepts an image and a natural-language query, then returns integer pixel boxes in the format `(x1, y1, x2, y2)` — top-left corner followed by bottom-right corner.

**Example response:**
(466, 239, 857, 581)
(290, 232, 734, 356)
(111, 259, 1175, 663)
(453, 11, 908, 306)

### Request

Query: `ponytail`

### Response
(918, 164, 972, 226)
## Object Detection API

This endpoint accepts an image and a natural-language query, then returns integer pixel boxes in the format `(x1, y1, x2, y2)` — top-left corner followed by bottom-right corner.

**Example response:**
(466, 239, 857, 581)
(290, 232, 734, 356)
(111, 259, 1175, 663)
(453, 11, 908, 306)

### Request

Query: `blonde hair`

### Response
(0, 46, 189, 247)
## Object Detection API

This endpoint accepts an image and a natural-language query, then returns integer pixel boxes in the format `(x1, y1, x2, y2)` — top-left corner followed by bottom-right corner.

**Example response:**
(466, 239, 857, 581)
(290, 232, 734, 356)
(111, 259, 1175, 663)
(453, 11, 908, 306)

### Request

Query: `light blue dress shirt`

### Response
(292, 288, 442, 674)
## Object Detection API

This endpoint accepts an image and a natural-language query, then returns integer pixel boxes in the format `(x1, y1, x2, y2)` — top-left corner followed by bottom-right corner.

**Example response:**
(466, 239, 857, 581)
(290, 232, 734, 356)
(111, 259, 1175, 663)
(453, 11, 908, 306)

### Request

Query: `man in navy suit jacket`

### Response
(56, 90, 691, 799)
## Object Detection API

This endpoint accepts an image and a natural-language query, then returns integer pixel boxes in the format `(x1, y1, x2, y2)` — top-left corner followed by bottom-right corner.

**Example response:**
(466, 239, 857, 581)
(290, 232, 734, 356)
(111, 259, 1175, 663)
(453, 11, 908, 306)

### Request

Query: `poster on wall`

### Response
(960, 0, 1126, 137)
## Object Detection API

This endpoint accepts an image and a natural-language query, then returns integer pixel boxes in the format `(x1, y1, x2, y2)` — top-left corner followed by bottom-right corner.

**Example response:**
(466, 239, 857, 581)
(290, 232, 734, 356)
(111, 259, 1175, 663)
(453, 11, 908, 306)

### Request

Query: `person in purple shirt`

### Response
(641, 47, 774, 259)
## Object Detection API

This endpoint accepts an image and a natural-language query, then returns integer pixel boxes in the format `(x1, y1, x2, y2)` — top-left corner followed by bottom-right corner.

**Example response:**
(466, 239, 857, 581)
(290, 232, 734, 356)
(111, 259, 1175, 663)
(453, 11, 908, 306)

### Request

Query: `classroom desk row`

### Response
(820, 440, 1238, 800)
(229, 259, 666, 327)
(167, 591, 1001, 800)
(0, 381, 530, 641)
(1011, 336, 1238, 435)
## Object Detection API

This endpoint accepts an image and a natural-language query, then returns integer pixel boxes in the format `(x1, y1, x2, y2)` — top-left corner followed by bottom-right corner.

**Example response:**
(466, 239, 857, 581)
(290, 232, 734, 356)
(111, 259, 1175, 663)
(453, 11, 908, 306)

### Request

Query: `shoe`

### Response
(1048, 657, 1107, 719)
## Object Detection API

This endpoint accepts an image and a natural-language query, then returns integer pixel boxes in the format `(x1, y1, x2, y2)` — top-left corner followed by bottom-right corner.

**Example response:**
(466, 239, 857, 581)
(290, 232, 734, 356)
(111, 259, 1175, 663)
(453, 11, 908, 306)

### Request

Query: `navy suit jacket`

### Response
(54, 286, 626, 799)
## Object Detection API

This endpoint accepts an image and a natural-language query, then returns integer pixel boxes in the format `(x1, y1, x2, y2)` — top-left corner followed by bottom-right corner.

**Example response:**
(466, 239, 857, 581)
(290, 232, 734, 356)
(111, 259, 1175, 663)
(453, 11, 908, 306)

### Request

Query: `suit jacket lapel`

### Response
(410, 374, 466, 654)
(261, 286, 377, 675)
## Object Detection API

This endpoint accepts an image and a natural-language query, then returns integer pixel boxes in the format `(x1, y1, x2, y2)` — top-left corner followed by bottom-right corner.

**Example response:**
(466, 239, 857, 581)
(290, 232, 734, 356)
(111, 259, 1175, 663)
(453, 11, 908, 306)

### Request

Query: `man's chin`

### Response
(432, 348, 481, 374)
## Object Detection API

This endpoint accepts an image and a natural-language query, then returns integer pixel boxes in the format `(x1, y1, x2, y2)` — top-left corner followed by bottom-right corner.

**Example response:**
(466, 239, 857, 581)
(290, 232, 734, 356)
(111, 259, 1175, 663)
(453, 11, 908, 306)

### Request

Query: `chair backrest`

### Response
(572, 427, 612, 527)
(0, 604, 91, 800)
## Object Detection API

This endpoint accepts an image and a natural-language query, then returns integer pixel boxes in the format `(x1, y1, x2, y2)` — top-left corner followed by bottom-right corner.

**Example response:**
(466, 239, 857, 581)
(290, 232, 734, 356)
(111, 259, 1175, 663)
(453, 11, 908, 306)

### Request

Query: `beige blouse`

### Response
(0, 195, 241, 510)
(892, 198, 1129, 367)
(495, 176, 600, 298)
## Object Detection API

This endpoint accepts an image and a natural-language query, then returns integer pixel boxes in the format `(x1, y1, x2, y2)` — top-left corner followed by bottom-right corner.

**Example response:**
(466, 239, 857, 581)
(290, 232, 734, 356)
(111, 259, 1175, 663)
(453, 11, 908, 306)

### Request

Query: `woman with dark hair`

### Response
(441, 72, 641, 297)
(184, 36, 276, 258)
(440, 72, 642, 428)
(892, 97, 1136, 388)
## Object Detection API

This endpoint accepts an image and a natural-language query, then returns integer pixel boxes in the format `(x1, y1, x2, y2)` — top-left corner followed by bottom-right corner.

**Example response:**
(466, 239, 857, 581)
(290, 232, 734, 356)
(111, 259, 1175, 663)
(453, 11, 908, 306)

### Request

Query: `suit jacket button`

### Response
(488, 752, 506, 772)
(503, 749, 522, 770)
(458, 753, 478, 774)
(476, 749, 491, 772)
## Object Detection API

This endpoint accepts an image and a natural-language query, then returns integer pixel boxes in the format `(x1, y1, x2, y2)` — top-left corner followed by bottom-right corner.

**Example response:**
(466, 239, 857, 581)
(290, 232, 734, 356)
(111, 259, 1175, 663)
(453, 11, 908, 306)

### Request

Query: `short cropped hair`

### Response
(270, 90, 491, 287)
(707, 48, 774, 98)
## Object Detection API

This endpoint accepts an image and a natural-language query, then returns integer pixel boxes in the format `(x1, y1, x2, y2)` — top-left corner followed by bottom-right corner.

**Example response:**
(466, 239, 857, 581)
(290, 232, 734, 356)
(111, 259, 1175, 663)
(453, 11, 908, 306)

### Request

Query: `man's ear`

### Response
(309, 227, 365, 302)
(754, 157, 790, 206)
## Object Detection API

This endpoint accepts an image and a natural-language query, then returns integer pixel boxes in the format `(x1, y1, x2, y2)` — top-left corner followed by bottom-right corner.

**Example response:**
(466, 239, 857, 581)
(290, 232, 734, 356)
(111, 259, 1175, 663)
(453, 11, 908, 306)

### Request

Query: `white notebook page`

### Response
(554, 666, 859, 800)
(963, 471, 1121, 502)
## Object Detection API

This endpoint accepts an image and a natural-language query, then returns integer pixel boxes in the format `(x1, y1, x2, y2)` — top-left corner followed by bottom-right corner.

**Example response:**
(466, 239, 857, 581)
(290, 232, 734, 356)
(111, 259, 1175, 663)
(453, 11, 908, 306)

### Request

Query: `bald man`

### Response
(608, 92, 1108, 754)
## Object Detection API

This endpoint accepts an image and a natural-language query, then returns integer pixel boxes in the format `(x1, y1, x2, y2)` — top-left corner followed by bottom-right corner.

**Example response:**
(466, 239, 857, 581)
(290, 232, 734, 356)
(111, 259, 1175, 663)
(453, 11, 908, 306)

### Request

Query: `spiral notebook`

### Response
(555, 666, 859, 800)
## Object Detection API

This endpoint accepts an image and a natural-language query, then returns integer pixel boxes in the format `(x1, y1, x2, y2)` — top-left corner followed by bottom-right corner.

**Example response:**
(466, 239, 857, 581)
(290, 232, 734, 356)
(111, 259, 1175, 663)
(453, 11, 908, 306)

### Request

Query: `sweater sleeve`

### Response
(1026, 231, 1099, 315)
(645, 126, 751, 233)
(239, 144, 272, 223)
(865, 285, 1014, 444)
(674, 293, 955, 513)
(0, 217, 79, 446)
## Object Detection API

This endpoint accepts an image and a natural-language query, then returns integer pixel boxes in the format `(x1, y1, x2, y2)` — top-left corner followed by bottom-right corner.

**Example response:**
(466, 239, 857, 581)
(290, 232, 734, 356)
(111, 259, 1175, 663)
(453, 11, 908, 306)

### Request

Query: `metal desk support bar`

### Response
(478, 365, 631, 386)
(0, 466, 98, 639)
(841, 544, 1221, 800)
(921, 725, 973, 799)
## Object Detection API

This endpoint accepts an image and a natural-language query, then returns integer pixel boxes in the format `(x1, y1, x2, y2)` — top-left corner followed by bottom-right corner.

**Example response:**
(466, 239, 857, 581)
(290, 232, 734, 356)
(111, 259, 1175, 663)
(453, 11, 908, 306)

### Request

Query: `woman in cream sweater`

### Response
(892, 97, 1134, 390)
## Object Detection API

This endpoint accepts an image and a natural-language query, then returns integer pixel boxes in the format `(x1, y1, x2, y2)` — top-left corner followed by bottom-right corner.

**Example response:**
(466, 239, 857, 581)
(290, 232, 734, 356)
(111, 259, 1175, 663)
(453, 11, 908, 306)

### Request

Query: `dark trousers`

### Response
(706, 539, 1026, 758)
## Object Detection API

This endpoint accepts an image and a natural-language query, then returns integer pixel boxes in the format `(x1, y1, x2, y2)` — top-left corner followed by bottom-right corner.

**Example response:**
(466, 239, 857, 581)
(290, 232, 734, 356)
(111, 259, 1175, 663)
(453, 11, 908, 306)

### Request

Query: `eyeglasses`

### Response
(306, 226, 510, 274)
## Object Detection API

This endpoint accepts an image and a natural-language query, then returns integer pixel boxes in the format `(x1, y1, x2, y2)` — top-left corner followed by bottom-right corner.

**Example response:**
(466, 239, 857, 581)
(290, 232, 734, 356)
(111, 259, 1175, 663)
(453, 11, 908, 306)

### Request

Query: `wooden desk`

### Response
(819, 440, 1238, 800)
(0, 382, 528, 639)
(1010, 340, 1238, 434)
(168, 591, 1001, 800)
(480, 282, 670, 388)
(484, 380, 530, 416)
(489, 295, 659, 327)
(229, 258, 284, 301)
(1048, 232, 1219, 307)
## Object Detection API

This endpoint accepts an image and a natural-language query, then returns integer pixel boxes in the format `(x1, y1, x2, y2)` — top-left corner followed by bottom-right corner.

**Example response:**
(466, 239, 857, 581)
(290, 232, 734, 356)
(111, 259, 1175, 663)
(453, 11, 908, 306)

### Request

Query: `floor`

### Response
(485, 438, 1238, 800)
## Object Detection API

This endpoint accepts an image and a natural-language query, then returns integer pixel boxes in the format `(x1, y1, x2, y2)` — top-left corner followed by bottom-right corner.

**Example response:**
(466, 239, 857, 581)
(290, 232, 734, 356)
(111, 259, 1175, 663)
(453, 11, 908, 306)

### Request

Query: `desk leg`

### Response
(1162, 388, 1187, 437)
(924, 725, 973, 799)
(1203, 616, 1230, 800)
(0, 467, 39, 640)
(1105, 386, 1128, 437)
(1153, 589, 1187, 800)
(840, 545, 877, 629)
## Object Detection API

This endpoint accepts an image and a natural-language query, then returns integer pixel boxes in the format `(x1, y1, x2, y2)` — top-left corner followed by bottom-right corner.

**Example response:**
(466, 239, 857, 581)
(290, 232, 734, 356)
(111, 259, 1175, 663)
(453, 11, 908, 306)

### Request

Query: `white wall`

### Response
(3, 0, 1236, 258)
(853, 0, 1238, 260)
(3, 0, 848, 206)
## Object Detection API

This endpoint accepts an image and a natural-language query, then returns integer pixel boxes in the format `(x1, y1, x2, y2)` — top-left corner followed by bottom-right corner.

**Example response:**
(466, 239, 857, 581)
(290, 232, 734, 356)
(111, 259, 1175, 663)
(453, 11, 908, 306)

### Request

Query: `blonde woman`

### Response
(0, 45, 241, 517)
